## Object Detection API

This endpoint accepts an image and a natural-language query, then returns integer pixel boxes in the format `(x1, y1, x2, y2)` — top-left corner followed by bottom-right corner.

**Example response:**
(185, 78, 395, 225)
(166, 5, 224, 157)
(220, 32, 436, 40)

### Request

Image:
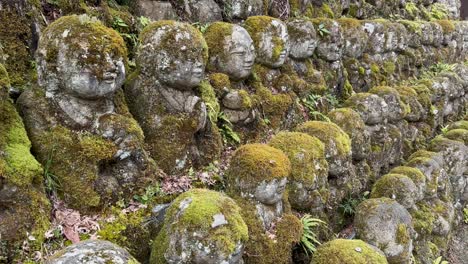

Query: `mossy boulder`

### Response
(395, 86, 427, 122)
(354, 198, 414, 264)
(296, 121, 352, 177)
(444, 128, 468, 144)
(328, 108, 370, 161)
(344, 93, 388, 125)
(311, 18, 343, 62)
(151, 189, 248, 264)
(46, 240, 139, 264)
(311, 239, 388, 264)
(337, 18, 368, 59)
(447, 120, 468, 131)
(0, 63, 10, 99)
(269, 131, 328, 212)
(286, 19, 317, 60)
(389, 166, 426, 202)
(370, 174, 419, 209)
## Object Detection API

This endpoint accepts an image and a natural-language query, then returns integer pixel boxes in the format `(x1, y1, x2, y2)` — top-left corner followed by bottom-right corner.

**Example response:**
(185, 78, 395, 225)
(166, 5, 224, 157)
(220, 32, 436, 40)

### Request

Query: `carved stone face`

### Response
(244, 16, 289, 68)
(58, 51, 125, 99)
(138, 21, 208, 90)
(254, 177, 287, 205)
(315, 20, 343, 61)
(206, 24, 255, 81)
(287, 19, 317, 60)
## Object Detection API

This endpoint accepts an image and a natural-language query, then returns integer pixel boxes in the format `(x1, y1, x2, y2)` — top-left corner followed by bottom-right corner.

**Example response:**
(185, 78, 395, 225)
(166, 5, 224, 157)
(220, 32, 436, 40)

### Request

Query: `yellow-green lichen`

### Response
(444, 129, 468, 144)
(203, 22, 234, 72)
(389, 166, 425, 188)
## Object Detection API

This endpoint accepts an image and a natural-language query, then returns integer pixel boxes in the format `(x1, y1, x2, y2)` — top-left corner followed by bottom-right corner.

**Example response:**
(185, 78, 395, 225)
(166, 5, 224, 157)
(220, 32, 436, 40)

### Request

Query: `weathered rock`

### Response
(218, 0, 264, 21)
(355, 198, 414, 264)
(172, 0, 223, 22)
(287, 19, 317, 60)
(312, 18, 343, 62)
(46, 240, 138, 264)
(150, 189, 248, 264)
(132, 1, 178, 21)
(369, 86, 409, 123)
(371, 174, 419, 209)
(344, 93, 388, 125)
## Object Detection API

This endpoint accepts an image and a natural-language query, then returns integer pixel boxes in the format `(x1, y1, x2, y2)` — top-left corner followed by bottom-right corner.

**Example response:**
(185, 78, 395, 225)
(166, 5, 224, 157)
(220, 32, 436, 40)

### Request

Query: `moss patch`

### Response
(312, 239, 388, 264)
(295, 121, 351, 156)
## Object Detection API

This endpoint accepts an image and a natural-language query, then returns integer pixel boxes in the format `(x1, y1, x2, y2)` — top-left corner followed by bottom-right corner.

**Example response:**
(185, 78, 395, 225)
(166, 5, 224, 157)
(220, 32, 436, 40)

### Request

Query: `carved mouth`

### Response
(243, 63, 254, 70)
(279, 50, 287, 59)
(103, 72, 117, 83)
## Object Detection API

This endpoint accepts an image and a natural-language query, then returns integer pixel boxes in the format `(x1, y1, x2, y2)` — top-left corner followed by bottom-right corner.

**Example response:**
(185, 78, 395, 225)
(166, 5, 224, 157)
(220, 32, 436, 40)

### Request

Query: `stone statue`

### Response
(125, 20, 221, 174)
(150, 189, 248, 264)
(17, 15, 157, 211)
(243, 16, 299, 130)
(204, 22, 261, 140)
(225, 144, 302, 263)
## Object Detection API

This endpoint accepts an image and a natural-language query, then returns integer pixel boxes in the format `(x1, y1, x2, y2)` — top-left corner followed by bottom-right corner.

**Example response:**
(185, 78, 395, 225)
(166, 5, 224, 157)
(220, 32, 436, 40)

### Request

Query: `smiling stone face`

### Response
(37, 15, 127, 99)
(205, 22, 256, 81)
(287, 19, 317, 60)
(138, 21, 208, 90)
(244, 16, 289, 68)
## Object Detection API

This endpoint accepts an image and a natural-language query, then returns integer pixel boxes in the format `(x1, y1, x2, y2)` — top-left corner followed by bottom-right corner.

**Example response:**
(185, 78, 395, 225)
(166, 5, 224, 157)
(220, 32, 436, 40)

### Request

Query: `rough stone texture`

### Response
(218, 0, 264, 21)
(355, 198, 414, 264)
(46, 240, 139, 264)
(311, 239, 388, 264)
(171, 0, 223, 22)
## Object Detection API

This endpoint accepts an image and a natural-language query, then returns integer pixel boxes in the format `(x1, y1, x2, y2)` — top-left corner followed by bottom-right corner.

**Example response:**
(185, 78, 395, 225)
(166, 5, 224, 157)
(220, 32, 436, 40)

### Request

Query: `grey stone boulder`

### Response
(132, 1, 178, 21)
(344, 93, 388, 125)
(46, 240, 139, 264)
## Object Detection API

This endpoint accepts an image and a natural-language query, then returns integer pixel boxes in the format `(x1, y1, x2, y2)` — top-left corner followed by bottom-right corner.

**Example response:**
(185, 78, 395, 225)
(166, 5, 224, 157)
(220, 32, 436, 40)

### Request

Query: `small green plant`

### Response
(138, 16, 151, 29)
(317, 23, 331, 37)
(339, 191, 369, 217)
(192, 22, 211, 34)
(44, 149, 61, 196)
(133, 184, 162, 204)
(432, 256, 448, 264)
(217, 111, 241, 144)
(440, 125, 449, 135)
(301, 93, 339, 122)
(299, 215, 326, 255)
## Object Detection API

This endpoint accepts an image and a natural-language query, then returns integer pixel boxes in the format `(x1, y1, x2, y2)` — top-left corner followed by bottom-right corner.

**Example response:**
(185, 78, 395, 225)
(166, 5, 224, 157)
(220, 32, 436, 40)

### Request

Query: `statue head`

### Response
(138, 21, 208, 90)
(243, 16, 289, 68)
(226, 144, 291, 205)
(204, 22, 256, 81)
(37, 15, 127, 100)
(151, 189, 248, 264)
(313, 19, 343, 61)
(287, 19, 317, 60)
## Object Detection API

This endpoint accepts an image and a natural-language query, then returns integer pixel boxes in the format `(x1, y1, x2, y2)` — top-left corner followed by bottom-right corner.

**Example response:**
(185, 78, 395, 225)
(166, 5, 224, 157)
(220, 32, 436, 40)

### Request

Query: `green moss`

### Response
(269, 131, 327, 185)
(312, 239, 388, 264)
(411, 201, 435, 236)
(98, 206, 152, 260)
(396, 223, 410, 245)
(448, 120, 468, 130)
(399, 20, 422, 35)
(295, 121, 352, 156)
(389, 166, 425, 187)
(198, 79, 221, 119)
(40, 15, 127, 81)
(444, 129, 468, 144)
(0, 63, 9, 99)
(370, 174, 414, 204)
(370, 86, 410, 116)
(383, 62, 396, 75)
(404, 3, 420, 19)
(35, 125, 117, 210)
(328, 108, 365, 135)
(151, 189, 248, 263)
(209, 72, 232, 96)
(320, 4, 334, 18)
(436, 20, 455, 33)
(430, 3, 449, 20)
(204, 22, 234, 72)
(226, 143, 291, 187)
(337, 18, 362, 29)
(230, 195, 302, 264)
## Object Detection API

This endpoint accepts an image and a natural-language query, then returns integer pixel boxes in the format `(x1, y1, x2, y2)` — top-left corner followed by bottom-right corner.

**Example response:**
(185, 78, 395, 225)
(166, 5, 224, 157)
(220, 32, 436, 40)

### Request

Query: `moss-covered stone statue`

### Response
(225, 144, 302, 264)
(0, 62, 50, 259)
(283, 19, 327, 98)
(203, 22, 261, 141)
(125, 20, 222, 174)
(243, 16, 300, 130)
(311, 239, 388, 264)
(150, 188, 248, 263)
(268, 131, 329, 214)
(17, 15, 157, 211)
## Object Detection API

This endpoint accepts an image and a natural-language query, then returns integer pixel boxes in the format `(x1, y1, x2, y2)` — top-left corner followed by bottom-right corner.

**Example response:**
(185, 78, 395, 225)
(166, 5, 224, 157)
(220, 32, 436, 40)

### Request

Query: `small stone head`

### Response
(243, 16, 289, 68)
(37, 15, 127, 100)
(226, 144, 291, 205)
(313, 19, 343, 61)
(204, 22, 256, 81)
(138, 21, 208, 90)
(151, 189, 248, 264)
(287, 19, 317, 60)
